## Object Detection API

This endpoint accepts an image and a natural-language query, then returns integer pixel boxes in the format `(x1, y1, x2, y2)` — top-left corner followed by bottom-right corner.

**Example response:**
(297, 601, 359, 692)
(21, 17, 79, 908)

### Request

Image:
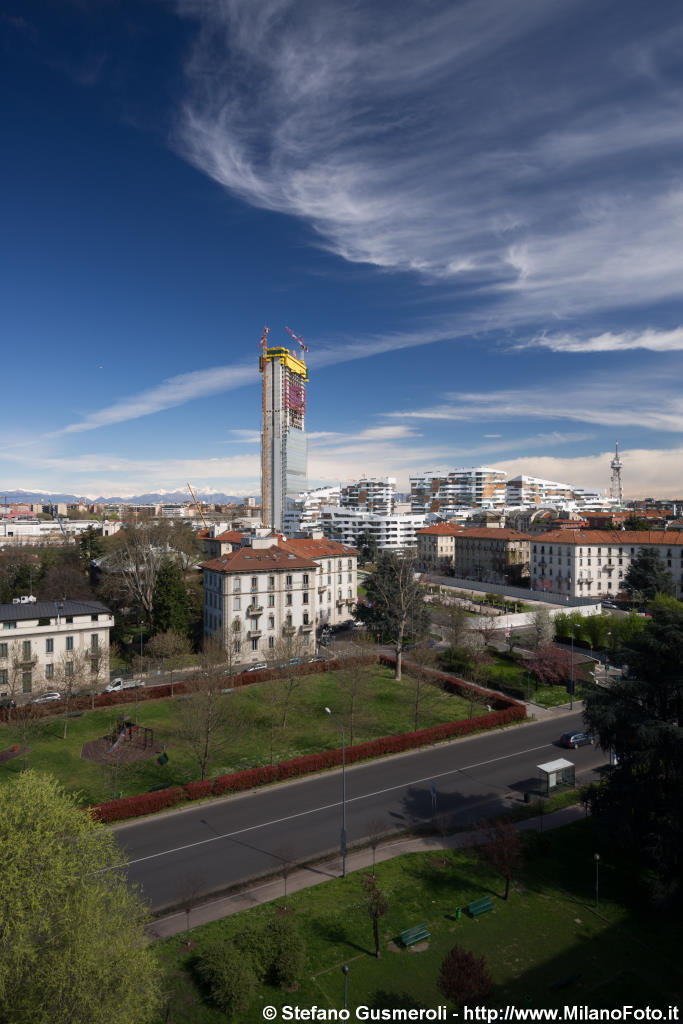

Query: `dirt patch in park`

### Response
(81, 735, 165, 765)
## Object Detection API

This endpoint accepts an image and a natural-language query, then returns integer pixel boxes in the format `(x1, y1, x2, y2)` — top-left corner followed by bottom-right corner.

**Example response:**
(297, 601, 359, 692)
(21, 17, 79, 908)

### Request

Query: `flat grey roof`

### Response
(0, 600, 112, 622)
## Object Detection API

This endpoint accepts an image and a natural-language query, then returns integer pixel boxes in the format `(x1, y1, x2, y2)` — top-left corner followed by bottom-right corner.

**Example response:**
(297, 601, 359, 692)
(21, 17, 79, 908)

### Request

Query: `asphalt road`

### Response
(115, 712, 604, 912)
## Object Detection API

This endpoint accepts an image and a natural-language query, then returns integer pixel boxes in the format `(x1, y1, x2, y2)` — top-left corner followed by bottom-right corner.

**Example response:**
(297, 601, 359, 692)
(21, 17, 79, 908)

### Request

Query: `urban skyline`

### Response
(2, 2, 683, 499)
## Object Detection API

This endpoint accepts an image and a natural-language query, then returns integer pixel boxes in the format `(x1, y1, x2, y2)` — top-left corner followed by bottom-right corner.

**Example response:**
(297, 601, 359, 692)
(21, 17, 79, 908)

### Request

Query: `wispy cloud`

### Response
(389, 377, 683, 433)
(51, 362, 257, 435)
(518, 326, 683, 354)
(174, 1, 683, 324)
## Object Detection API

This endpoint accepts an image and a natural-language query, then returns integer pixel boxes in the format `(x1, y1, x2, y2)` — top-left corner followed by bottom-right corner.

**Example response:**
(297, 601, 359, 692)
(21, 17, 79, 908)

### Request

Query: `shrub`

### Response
(268, 916, 306, 988)
(184, 779, 213, 800)
(197, 937, 258, 1015)
(438, 945, 493, 1007)
(91, 786, 186, 823)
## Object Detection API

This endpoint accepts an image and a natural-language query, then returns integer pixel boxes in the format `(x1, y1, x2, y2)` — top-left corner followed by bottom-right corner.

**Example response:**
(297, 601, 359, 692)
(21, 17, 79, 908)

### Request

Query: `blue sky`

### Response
(2, 0, 682, 499)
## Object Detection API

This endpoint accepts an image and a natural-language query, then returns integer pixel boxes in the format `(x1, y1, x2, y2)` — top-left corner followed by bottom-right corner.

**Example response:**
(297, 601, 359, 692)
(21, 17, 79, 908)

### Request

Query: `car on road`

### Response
(245, 662, 267, 673)
(559, 731, 594, 749)
(31, 691, 62, 704)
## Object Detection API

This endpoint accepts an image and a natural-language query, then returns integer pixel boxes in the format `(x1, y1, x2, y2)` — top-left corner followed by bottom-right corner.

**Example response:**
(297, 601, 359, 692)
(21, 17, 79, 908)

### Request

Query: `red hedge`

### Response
(212, 765, 278, 795)
(91, 786, 186, 823)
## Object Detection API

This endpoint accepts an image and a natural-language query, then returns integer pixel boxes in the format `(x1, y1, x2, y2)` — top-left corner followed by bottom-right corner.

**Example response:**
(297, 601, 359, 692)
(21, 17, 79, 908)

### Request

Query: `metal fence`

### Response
(423, 574, 600, 608)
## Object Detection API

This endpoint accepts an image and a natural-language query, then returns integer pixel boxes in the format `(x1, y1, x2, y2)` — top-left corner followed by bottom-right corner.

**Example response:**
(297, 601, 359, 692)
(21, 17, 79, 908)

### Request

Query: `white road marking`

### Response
(123, 741, 553, 868)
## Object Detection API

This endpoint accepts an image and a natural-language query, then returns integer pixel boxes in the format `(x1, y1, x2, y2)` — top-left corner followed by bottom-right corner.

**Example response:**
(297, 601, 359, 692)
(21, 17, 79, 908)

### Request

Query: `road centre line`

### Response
(122, 741, 552, 869)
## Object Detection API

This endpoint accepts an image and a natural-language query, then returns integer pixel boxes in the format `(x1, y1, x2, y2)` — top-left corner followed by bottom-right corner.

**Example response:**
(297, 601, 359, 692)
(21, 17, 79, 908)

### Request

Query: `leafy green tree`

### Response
(623, 549, 675, 602)
(357, 552, 429, 679)
(79, 525, 105, 569)
(583, 597, 683, 903)
(0, 771, 161, 1024)
(197, 938, 258, 1015)
(152, 560, 192, 637)
(623, 516, 651, 531)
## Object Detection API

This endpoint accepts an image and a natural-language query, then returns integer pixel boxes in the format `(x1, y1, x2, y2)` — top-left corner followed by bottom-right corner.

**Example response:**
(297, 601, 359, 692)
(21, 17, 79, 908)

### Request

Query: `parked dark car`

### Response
(0, 696, 17, 710)
(559, 731, 594, 749)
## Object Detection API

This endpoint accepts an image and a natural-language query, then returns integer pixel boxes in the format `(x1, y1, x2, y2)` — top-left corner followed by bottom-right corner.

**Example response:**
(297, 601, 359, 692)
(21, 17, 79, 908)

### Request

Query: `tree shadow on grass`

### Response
(308, 916, 368, 955)
(368, 989, 423, 1011)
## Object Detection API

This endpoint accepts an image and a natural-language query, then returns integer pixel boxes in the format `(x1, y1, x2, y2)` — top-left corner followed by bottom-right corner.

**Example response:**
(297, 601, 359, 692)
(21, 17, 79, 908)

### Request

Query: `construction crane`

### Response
(284, 325, 309, 358)
(48, 504, 68, 540)
(186, 483, 209, 530)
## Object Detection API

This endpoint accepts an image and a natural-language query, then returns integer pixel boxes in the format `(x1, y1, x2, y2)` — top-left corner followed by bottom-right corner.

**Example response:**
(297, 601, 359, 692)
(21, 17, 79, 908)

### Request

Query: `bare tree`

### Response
(336, 636, 374, 746)
(474, 817, 523, 901)
(265, 633, 308, 729)
(365, 816, 388, 876)
(7, 639, 39, 708)
(361, 552, 429, 681)
(442, 602, 471, 655)
(12, 702, 42, 769)
(174, 639, 240, 780)
(476, 612, 499, 647)
(54, 649, 90, 740)
(362, 873, 389, 958)
(404, 640, 442, 732)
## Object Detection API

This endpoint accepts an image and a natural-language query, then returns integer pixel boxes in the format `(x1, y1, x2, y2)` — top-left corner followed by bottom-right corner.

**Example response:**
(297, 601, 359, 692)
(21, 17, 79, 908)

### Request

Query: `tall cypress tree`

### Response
(152, 560, 191, 638)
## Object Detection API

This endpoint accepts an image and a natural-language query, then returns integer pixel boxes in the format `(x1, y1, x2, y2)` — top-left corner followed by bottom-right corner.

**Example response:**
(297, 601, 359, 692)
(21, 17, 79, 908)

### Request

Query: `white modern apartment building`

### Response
(340, 477, 396, 514)
(284, 485, 341, 534)
(202, 535, 358, 662)
(506, 475, 605, 506)
(410, 468, 507, 513)
(260, 337, 308, 531)
(0, 600, 114, 695)
(530, 530, 683, 599)
(320, 506, 430, 552)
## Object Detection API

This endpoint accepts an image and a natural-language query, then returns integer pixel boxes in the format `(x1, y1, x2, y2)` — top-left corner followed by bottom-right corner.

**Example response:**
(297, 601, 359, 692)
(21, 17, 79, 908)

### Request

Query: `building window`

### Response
(303, 612, 309, 625)
(0, 669, 7, 685)
(251, 576, 258, 590)
(268, 594, 275, 607)
(22, 670, 32, 692)
(303, 574, 309, 584)
(251, 638, 259, 651)
(286, 575, 293, 586)
(0, 643, 6, 659)
(91, 658, 99, 676)
(2, 623, 16, 630)
(234, 597, 241, 611)
(268, 616, 275, 629)
(286, 614, 293, 627)
(91, 634, 98, 650)
(303, 592, 309, 604)
(22, 641, 31, 659)
(268, 575, 275, 588)
(327, 591, 331, 603)
(268, 636, 274, 649)
(66, 636, 74, 652)
(234, 580, 241, 593)
(286, 594, 292, 605)
(303, 635, 309, 646)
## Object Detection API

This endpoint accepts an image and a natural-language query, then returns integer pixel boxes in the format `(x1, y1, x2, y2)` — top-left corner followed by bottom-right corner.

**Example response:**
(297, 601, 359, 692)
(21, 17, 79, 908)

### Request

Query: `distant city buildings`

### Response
(340, 477, 396, 514)
(410, 468, 507, 514)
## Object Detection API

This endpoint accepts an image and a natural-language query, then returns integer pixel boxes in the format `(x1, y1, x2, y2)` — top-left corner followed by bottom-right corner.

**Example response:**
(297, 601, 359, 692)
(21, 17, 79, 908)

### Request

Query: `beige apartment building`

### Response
(202, 536, 358, 664)
(0, 600, 114, 696)
(416, 523, 464, 570)
(419, 526, 530, 584)
(529, 530, 683, 599)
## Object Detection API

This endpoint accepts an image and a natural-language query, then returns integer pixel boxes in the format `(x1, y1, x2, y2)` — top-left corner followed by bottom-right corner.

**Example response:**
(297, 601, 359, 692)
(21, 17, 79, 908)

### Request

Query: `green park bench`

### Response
(400, 924, 431, 947)
(466, 896, 494, 917)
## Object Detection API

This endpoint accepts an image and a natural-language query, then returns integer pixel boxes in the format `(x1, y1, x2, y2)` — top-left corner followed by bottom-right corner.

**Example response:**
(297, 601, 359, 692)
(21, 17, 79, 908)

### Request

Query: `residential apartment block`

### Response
(418, 527, 530, 584)
(202, 536, 358, 664)
(529, 530, 683, 599)
(0, 600, 114, 695)
(320, 506, 429, 552)
(505, 475, 604, 506)
(410, 468, 507, 513)
(340, 477, 396, 514)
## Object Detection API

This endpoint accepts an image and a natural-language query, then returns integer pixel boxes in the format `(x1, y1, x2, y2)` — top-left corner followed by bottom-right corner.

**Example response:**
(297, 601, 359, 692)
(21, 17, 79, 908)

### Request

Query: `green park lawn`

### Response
(155, 820, 682, 1022)
(0, 666, 492, 806)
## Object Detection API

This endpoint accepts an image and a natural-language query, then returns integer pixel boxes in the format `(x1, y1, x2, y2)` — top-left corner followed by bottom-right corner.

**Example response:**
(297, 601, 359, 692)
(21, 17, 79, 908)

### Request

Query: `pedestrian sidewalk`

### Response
(147, 804, 586, 940)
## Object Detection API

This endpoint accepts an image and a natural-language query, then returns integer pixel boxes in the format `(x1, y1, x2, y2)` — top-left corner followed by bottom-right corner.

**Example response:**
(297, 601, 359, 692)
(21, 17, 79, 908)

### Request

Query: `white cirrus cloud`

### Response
(174, 1, 683, 322)
(519, 326, 683, 353)
(49, 363, 258, 436)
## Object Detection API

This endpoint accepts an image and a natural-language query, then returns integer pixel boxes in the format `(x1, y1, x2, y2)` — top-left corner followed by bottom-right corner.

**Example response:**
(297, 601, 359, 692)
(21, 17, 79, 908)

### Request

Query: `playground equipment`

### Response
(106, 715, 154, 755)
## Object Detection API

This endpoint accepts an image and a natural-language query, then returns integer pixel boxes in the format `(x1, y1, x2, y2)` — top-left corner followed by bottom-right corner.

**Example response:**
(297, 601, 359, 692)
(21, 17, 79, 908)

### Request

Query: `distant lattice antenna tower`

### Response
(610, 440, 624, 502)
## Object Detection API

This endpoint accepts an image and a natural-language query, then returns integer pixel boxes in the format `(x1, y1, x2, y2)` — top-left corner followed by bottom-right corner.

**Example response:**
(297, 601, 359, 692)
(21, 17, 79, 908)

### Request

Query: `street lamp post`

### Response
(594, 853, 600, 907)
(324, 706, 347, 878)
(569, 630, 575, 710)
(342, 964, 350, 1011)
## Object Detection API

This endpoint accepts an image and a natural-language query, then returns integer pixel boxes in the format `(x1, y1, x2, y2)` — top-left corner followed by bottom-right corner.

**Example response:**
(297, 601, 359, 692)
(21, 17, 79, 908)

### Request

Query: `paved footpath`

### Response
(148, 803, 586, 940)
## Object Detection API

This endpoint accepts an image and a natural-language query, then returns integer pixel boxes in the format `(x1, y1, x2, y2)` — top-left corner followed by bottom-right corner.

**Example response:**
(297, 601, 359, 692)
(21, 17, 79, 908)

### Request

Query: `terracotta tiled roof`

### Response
(416, 524, 465, 536)
(533, 529, 683, 545)
(278, 537, 359, 558)
(201, 545, 318, 573)
(213, 530, 247, 543)
(452, 528, 531, 541)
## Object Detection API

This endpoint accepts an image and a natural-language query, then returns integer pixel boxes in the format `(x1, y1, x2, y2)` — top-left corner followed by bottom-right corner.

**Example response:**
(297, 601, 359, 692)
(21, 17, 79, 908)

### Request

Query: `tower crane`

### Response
(186, 483, 209, 530)
(285, 325, 309, 357)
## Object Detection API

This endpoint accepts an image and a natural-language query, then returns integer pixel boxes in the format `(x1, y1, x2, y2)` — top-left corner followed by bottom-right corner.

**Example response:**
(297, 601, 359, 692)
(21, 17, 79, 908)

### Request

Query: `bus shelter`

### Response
(537, 758, 575, 796)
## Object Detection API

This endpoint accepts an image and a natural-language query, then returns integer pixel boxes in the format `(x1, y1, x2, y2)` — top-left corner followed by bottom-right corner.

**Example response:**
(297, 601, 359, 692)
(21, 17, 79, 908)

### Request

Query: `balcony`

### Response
(247, 629, 262, 639)
(247, 605, 263, 615)
(282, 624, 296, 636)
(300, 622, 314, 632)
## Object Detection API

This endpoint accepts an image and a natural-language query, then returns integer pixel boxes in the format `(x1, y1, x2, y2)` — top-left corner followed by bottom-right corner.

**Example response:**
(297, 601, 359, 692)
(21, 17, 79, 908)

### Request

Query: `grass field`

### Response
(155, 820, 682, 1022)
(0, 666, 491, 806)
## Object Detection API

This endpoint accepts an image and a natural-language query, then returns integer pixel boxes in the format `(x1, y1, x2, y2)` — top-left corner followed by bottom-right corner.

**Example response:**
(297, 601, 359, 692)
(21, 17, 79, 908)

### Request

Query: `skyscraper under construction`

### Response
(259, 327, 308, 531)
